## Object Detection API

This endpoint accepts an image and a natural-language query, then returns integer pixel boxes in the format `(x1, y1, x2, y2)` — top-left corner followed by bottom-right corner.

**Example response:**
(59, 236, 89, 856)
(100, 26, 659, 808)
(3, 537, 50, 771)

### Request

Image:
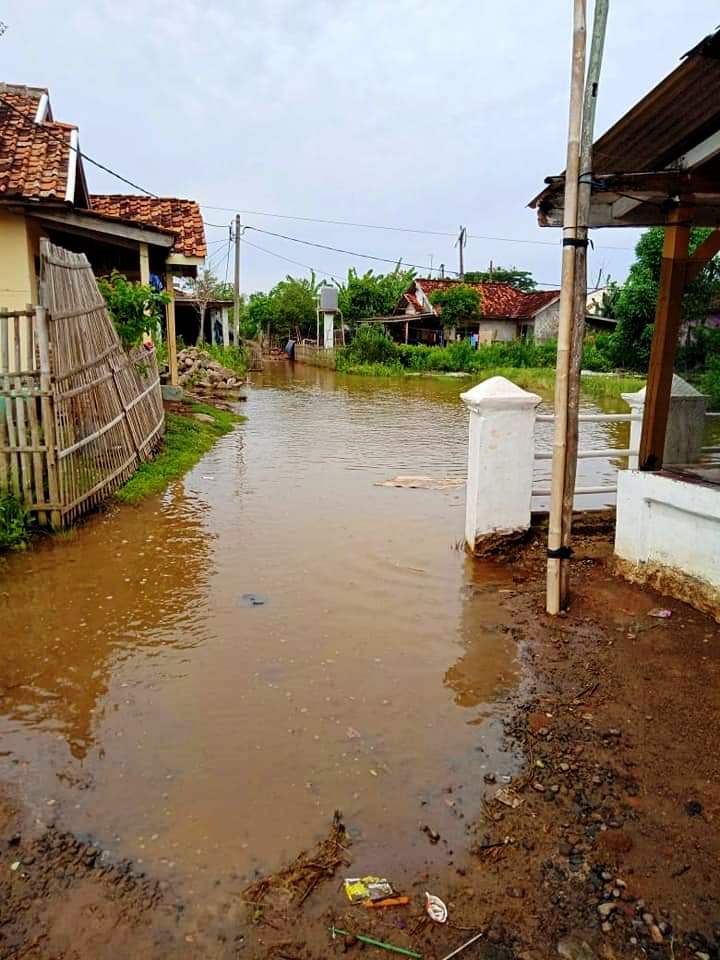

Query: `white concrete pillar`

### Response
(461, 376, 541, 555)
(222, 306, 230, 348)
(623, 374, 707, 469)
(323, 311, 334, 349)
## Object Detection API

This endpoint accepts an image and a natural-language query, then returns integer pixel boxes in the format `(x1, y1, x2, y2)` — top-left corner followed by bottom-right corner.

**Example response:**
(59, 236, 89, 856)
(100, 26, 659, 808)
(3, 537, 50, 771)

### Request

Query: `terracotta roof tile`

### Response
(407, 279, 559, 320)
(0, 91, 72, 201)
(90, 194, 206, 258)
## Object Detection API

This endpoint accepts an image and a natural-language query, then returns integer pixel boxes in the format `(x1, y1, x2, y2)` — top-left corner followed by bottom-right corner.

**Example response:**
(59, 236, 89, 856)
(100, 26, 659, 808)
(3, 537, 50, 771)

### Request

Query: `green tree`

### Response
(336, 267, 416, 325)
(463, 267, 537, 291)
(243, 292, 273, 340)
(97, 271, 169, 349)
(612, 227, 720, 370)
(429, 284, 482, 329)
(268, 273, 322, 340)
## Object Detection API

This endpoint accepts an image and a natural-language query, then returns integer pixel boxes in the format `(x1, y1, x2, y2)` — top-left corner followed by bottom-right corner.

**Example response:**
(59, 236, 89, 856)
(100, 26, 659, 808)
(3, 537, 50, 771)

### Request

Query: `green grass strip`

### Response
(115, 402, 245, 504)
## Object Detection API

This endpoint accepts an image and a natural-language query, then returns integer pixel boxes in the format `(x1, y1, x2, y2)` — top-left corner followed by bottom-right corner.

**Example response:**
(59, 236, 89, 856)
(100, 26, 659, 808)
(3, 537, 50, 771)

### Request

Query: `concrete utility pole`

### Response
(456, 226, 467, 279)
(233, 213, 241, 345)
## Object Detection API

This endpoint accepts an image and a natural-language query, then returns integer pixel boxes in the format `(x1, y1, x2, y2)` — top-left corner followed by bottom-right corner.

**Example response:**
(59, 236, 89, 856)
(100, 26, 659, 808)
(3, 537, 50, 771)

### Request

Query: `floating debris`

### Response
(376, 475, 465, 490)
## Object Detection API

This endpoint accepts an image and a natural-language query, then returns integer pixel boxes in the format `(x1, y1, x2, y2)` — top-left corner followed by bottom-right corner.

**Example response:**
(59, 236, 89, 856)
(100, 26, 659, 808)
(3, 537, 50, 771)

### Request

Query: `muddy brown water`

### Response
(0, 365, 658, 906)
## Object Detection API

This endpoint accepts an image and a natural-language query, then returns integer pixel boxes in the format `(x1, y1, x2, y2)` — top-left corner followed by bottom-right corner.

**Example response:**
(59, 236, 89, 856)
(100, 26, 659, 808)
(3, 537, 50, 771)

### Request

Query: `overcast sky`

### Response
(3, 1, 719, 291)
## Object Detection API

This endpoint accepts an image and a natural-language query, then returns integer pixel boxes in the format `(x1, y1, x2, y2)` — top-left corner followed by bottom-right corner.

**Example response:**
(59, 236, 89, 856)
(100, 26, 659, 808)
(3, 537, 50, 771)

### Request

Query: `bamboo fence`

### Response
(0, 239, 165, 528)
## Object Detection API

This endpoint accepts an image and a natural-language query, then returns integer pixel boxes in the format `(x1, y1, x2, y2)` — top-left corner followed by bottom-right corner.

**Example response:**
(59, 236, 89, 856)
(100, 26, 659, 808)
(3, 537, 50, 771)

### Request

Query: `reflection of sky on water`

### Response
(0, 485, 214, 760)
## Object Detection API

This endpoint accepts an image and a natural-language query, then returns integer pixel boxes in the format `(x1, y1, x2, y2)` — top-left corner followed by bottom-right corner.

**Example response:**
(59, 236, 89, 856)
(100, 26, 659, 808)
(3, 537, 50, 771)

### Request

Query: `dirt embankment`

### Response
(1, 537, 718, 960)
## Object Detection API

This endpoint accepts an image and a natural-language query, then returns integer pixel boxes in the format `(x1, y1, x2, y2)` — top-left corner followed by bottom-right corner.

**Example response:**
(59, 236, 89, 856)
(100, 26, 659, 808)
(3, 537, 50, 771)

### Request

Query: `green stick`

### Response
(330, 925, 422, 959)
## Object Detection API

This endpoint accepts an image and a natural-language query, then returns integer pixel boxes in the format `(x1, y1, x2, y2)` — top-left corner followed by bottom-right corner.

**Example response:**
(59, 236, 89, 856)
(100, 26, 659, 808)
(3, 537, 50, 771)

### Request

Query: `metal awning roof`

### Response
(530, 28, 720, 228)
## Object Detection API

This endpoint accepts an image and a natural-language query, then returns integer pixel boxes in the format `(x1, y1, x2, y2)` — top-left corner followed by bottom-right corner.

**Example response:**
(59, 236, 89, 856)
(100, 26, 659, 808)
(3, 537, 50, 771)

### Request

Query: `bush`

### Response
(0, 491, 33, 550)
(339, 325, 400, 367)
(98, 271, 169, 349)
(700, 357, 720, 410)
(204, 343, 248, 375)
(339, 331, 561, 374)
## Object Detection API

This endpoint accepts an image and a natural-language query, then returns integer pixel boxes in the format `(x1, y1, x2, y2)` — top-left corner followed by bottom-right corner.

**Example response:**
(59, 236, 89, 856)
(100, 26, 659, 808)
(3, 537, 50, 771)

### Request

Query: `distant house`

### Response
(0, 83, 206, 311)
(390, 278, 561, 343)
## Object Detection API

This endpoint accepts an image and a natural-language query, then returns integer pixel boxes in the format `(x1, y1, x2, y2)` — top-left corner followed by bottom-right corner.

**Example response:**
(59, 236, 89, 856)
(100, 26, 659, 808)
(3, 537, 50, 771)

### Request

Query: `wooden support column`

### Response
(638, 206, 691, 471)
(165, 270, 178, 387)
(139, 242, 150, 286)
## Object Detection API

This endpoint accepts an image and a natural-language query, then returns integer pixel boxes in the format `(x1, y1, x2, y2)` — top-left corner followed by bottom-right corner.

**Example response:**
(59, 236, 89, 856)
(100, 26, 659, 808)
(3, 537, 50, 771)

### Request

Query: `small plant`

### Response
(204, 343, 248, 376)
(0, 491, 33, 550)
(98, 271, 169, 349)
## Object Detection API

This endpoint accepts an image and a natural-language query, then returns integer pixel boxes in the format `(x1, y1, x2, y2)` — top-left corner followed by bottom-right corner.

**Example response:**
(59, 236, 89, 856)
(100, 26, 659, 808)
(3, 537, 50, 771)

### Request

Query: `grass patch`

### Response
(202, 343, 248, 376)
(115, 402, 245, 504)
(580, 373, 644, 399)
(341, 362, 643, 401)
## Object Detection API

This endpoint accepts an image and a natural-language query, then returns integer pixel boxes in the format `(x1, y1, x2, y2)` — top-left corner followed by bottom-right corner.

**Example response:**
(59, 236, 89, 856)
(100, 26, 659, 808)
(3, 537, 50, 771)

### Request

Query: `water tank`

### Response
(319, 286, 338, 312)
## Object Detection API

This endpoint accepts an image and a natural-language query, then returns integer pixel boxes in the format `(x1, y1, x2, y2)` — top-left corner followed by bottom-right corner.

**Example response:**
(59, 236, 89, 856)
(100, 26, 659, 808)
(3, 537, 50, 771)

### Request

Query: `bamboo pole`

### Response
(165, 269, 179, 387)
(560, 0, 609, 605)
(546, 0, 587, 615)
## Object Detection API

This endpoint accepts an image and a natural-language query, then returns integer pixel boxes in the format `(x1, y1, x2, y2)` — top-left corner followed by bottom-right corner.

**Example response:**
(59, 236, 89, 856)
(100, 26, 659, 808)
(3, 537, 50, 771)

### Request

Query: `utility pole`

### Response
(233, 213, 241, 346)
(440, 263, 445, 278)
(489, 260, 494, 280)
(455, 226, 467, 279)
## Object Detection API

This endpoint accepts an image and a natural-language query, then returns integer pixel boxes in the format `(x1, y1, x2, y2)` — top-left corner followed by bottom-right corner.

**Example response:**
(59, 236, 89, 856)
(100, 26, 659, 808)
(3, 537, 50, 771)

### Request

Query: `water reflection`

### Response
(444, 559, 518, 712)
(0, 486, 212, 759)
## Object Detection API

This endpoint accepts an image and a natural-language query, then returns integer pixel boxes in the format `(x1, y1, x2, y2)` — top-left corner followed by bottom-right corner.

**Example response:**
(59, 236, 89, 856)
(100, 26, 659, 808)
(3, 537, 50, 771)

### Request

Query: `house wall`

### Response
(615, 470, 720, 620)
(0, 210, 38, 310)
(533, 301, 560, 342)
(477, 320, 517, 343)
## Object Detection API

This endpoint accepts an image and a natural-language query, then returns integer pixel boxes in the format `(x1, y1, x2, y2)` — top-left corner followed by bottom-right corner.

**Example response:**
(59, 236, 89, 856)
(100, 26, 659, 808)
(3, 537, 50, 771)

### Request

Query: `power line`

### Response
(242, 226, 572, 288)
(242, 236, 340, 280)
(244, 224, 452, 276)
(201, 202, 636, 251)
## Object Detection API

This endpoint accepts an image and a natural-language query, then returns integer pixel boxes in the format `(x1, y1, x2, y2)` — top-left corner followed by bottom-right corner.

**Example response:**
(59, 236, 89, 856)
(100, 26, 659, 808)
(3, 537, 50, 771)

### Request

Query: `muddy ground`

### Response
(1, 533, 718, 960)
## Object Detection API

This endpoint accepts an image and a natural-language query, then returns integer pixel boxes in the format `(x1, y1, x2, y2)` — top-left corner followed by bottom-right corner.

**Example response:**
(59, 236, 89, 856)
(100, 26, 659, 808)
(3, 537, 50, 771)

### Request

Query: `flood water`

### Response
(0, 364, 638, 903)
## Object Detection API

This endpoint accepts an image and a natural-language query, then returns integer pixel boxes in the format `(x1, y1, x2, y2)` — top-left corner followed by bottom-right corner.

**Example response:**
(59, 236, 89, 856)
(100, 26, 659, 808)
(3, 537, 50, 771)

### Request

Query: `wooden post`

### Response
(36, 305, 61, 528)
(404, 320, 409, 344)
(546, 0, 587, 615)
(560, 0, 609, 605)
(638, 206, 691, 471)
(139, 242, 150, 287)
(165, 269, 179, 388)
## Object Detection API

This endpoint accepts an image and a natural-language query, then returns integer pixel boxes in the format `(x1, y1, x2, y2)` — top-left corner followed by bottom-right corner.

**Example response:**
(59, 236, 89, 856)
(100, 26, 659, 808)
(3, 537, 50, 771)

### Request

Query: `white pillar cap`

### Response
(623, 374, 706, 409)
(461, 375, 541, 413)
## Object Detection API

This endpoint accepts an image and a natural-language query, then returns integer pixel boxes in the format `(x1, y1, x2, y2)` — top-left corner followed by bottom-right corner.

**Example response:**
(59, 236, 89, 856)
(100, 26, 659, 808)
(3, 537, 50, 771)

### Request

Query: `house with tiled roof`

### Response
(391, 278, 561, 343)
(0, 83, 206, 312)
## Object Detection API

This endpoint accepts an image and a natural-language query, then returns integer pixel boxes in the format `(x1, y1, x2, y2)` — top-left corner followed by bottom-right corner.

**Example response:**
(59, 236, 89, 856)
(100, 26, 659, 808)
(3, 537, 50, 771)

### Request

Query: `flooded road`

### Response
(0, 364, 634, 906)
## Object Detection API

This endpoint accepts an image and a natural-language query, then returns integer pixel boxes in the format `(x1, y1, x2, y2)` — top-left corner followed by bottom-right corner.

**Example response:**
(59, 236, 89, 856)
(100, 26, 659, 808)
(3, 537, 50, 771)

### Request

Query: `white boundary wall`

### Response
(615, 470, 720, 593)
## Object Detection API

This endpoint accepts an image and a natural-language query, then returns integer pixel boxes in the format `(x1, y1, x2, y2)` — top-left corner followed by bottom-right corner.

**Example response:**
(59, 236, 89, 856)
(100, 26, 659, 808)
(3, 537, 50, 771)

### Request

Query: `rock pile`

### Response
(172, 347, 244, 394)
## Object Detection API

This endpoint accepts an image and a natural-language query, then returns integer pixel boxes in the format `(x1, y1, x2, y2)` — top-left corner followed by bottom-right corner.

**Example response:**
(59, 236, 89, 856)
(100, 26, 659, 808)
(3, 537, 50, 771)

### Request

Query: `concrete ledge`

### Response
(470, 526, 533, 558)
(294, 344, 336, 369)
(612, 556, 720, 623)
(161, 384, 184, 402)
(615, 469, 720, 620)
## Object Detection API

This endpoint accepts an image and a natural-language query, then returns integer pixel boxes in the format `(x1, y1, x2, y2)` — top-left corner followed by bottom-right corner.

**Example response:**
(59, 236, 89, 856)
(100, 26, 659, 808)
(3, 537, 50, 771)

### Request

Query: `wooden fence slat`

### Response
(0, 310, 20, 495)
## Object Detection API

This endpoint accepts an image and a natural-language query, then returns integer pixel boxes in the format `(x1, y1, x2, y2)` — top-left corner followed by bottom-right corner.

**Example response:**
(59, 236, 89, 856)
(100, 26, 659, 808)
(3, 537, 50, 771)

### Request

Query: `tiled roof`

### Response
(0, 89, 74, 201)
(90, 195, 206, 258)
(407, 279, 559, 320)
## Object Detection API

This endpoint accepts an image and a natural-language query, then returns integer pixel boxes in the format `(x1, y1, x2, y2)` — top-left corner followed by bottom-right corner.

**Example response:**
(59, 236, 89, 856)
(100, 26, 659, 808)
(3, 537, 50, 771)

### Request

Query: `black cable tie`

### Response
(547, 546, 573, 559)
(562, 238, 589, 248)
